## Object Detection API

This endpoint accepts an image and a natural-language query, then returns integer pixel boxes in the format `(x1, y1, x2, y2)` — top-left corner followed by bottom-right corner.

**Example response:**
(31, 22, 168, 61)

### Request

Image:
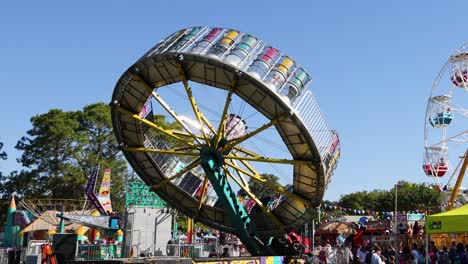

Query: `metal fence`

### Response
(166, 243, 218, 258)
(76, 244, 122, 260)
(0, 248, 22, 264)
(0, 249, 9, 264)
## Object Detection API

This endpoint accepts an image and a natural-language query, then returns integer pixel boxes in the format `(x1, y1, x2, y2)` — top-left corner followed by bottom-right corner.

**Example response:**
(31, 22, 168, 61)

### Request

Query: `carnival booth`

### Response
(426, 204, 468, 247)
(354, 219, 392, 247)
(315, 222, 357, 245)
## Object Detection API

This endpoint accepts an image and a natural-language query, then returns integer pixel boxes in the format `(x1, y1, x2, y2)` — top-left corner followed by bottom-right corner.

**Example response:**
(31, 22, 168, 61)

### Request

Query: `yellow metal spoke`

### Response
(233, 146, 261, 158)
(225, 115, 286, 150)
(225, 161, 310, 206)
(125, 147, 199, 157)
(225, 155, 313, 166)
(224, 168, 284, 228)
(151, 91, 204, 144)
(215, 77, 238, 147)
(114, 105, 195, 147)
(176, 62, 209, 142)
(194, 177, 209, 219)
(151, 158, 201, 191)
(200, 115, 217, 133)
(230, 160, 249, 187)
(225, 161, 265, 183)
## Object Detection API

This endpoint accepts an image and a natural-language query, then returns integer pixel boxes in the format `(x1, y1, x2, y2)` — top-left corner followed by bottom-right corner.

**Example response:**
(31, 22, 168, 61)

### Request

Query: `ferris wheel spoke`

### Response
(223, 168, 285, 229)
(114, 104, 196, 147)
(429, 130, 468, 147)
(151, 91, 205, 144)
(215, 75, 238, 146)
(151, 158, 201, 191)
(176, 61, 210, 142)
(124, 146, 200, 157)
(225, 115, 286, 150)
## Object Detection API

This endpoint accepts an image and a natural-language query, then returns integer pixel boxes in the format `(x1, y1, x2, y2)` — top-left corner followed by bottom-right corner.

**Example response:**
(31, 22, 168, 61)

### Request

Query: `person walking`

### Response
(371, 246, 384, 264)
(453, 242, 468, 264)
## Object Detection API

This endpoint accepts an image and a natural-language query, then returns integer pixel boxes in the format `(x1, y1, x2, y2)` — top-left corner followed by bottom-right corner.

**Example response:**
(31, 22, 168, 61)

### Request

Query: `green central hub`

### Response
(199, 145, 262, 255)
(210, 136, 228, 151)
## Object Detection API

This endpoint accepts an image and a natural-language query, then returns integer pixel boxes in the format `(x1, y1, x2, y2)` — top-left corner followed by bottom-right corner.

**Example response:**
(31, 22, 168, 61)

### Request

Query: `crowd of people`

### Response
(311, 241, 468, 264)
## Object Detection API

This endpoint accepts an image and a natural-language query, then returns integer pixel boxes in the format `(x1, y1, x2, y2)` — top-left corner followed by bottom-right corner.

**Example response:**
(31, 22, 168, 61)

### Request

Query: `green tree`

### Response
(14, 109, 84, 198)
(3, 103, 129, 213)
(392, 181, 441, 212)
(78, 103, 128, 213)
(0, 142, 6, 161)
(337, 181, 441, 213)
(0, 142, 8, 224)
(237, 173, 281, 198)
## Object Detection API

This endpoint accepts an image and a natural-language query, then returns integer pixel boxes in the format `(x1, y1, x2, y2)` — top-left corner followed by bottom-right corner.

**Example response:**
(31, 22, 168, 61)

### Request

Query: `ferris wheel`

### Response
(111, 27, 339, 255)
(424, 43, 468, 201)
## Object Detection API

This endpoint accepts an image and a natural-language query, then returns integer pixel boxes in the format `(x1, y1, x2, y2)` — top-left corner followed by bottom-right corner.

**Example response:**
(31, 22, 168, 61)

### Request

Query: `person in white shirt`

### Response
(371, 245, 384, 264)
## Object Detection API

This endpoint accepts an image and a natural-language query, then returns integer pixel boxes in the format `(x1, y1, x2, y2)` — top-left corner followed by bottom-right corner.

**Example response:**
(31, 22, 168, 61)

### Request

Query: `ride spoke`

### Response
(176, 62, 209, 142)
(224, 115, 286, 150)
(151, 91, 204, 144)
(195, 177, 210, 218)
(215, 76, 238, 146)
(230, 159, 249, 187)
(125, 147, 199, 157)
(224, 168, 284, 228)
(225, 161, 310, 206)
(151, 158, 201, 191)
(233, 146, 261, 158)
(113, 105, 196, 147)
(200, 115, 217, 134)
(225, 155, 313, 166)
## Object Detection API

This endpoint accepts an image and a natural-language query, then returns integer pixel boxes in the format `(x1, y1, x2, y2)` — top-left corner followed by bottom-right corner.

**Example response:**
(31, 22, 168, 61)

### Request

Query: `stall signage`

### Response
(407, 213, 425, 221)
(396, 214, 407, 222)
(372, 236, 394, 243)
(429, 221, 442, 230)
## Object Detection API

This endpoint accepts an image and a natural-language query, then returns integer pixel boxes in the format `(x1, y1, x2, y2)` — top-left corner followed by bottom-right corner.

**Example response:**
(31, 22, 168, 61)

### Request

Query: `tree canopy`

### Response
(237, 173, 281, 198)
(336, 181, 442, 213)
(1, 103, 129, 213)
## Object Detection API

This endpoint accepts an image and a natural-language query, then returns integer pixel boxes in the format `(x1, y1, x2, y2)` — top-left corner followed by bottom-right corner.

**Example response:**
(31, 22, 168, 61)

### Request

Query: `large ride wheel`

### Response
(111, 27, 340, 253)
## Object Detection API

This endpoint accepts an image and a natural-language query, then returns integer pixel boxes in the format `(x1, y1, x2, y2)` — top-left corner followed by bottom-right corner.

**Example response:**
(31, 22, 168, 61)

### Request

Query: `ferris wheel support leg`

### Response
(200, 146, 264, 256)
(447, 149, 468, 210)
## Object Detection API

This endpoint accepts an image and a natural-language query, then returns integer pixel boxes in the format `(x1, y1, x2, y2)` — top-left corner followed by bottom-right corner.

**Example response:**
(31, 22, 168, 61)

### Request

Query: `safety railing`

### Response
(0, 249, 9, 264)
(76, 244, 122, 260)
(166, 243, 218, 258)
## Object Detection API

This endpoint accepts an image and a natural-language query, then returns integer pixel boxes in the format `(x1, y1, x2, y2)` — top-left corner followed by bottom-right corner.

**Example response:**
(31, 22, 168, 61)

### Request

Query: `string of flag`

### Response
(319, 204, 427, 219)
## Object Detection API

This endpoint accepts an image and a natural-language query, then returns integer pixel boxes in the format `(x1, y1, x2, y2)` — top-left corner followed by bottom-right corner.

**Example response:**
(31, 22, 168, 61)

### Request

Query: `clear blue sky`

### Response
(0, 0, 467, 201)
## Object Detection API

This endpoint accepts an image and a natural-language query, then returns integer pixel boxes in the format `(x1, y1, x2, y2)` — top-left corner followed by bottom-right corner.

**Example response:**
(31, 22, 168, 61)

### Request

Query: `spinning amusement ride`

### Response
(424, 43, 468, 209)
(111, 27, 340, 255)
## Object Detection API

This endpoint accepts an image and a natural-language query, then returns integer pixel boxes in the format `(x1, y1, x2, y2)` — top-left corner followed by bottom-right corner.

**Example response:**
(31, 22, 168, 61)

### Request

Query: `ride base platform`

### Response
(66, 256, 305, 264)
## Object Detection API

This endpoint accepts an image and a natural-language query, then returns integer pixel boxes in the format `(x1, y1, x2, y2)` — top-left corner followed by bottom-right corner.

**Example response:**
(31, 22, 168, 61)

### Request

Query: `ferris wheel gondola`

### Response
(424, 43, 468, 203)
